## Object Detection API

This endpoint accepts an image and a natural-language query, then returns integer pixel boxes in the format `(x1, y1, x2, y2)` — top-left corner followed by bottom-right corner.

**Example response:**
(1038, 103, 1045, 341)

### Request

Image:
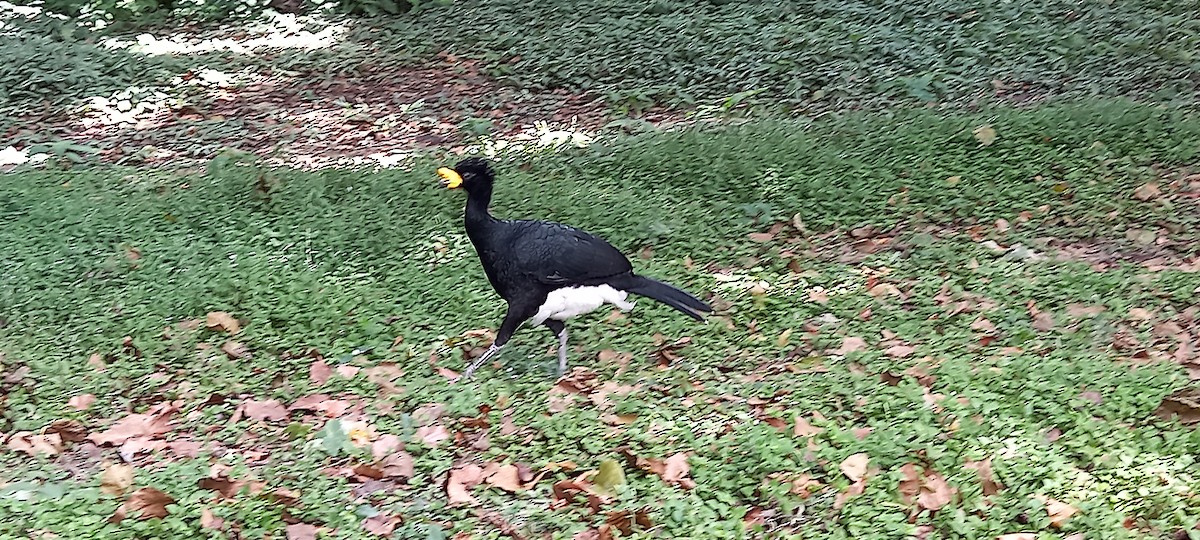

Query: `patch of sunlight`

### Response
(470, 120, 597, 160)
(79, 87, 176, 128)
(0, 1, 46, 19)
(0, 146, 48, 168)
(99, 12, 346, 55)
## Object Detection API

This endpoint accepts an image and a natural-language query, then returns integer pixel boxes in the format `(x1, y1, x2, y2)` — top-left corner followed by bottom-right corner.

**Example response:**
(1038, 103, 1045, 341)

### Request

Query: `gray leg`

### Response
(556, 326, 569, 375)
(459, 344, 503, 381)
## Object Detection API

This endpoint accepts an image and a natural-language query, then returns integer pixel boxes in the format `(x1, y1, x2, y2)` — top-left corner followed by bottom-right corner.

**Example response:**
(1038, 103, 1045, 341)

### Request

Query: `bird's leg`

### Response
(556, 326, 569, 375)
(461, 343, 503, 379)
(457, 304, 528, 381)
(544, 319, 568, 376)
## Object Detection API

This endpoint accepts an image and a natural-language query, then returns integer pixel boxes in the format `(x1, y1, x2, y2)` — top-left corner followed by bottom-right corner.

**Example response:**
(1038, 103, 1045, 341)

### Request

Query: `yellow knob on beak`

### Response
(437, 167, 463, 189)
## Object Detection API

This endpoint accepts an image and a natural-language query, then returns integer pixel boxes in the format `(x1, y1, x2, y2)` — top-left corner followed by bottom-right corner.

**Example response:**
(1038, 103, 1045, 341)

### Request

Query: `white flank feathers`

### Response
(531, 285, 635, 324)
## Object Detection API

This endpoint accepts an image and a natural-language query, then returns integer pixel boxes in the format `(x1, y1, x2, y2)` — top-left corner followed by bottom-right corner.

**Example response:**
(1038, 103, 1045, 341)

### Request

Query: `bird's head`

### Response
(436, 157, 494, 192)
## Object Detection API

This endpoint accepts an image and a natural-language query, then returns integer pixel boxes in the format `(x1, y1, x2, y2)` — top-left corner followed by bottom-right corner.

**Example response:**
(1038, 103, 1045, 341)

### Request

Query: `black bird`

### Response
(437, 158, 712, 379)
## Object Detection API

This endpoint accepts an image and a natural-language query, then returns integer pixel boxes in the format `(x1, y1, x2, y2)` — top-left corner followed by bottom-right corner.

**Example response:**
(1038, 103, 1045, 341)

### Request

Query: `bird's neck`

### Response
(464, 185, 496, 230)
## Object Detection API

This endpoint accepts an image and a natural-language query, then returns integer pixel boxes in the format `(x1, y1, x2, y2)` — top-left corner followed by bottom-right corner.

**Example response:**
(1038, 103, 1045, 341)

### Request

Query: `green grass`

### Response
(369, 0, 1200, 111)
(2, 99, 1199, 538)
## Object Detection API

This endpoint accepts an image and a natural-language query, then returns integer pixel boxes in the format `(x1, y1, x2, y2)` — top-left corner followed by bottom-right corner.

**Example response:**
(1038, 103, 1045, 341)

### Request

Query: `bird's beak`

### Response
(437, 167, 463, 189)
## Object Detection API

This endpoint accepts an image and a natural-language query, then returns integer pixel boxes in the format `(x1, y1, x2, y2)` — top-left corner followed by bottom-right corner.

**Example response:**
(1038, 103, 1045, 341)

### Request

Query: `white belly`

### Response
(531, 285, 636, 324)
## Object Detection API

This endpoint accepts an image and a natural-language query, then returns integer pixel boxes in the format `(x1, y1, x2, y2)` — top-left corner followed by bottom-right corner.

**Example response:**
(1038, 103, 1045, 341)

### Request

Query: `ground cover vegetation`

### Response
(2, 0, 1199, 539)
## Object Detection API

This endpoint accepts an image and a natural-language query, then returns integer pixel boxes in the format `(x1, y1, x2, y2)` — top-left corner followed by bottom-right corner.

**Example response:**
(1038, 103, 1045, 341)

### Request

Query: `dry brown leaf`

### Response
(832, 336, 867, 356)
(868, 283, 902, 298)
(1066, 303, 1105, 318)
(68, 393, 96, 410)
(381, 451, 415, 481)
(336, 365, 360, 379)
(885, 344, 916, 358)
(286, 523, 320, 540)
(200, 507, 224, 530)
(1031, 312, 1055, 332)
(963, 458, 1003, 496)
(371, 434, 402, 460)
(100, 463, 134, 496)
(110, 487, 174, 523)
(917, 470, 955, 511)
(87, 404, 177, 446)
(6, 432, 63, 456)
(833, 478, 866, 510)
(1133, 182, 1162, 201)
(793, 416, 823, 437)
(970, 318, 997, 333)
(898, 463, 921, 503)
(447, 465, 483, 506)
(1033, 495, 1078, 527)
(241, 399, 288, 422)
(499, 408, 518, 436)
(1128, 307, 1155, 321)
(309, 359, 332, 386)
(840, 453, 869, 482)
(663, 453, 691, 486)
(362, 514, 401, 536)
(205, 311, 241, 334)
(748, 232, 775, 243)
(221, 340, 249, 358)
(485, 463, 525, 492)
(808, 289, 829, 304)
(416, 425, 451, 447)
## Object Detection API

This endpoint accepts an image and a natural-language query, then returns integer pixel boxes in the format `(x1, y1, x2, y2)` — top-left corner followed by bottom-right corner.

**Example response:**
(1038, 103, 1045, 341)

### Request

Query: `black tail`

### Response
(618, 275, 712, 322)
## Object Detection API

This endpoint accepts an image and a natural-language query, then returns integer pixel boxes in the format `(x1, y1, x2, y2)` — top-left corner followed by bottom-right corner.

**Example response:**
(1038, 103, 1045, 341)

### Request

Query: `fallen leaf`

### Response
(663, 453, 691, 486)
(484, 463, 524, 492)
(100, 463, 134, 496)
(205, 311, 241, 334)
(898, 463, 921, 504)
(68, 394, 96, 410)
(793, 416, 823, 437)
(592, 459, 626, 497)
(833, 478, 866, 510)
(371, 434, 402, 460)
(963, 457, 1003, 496)
(200, 507, 224, 530)
(1154, 387, 1200, 425)
(1066, 303, 1105, 318)
(832, 337, 867, 356)
(1128, 307, 1154, 321)
(748, 232, 775, 243)
(885, 344, 916, 358)
(840, 453, 869, 482)
(286, 523, 320, 540)
(970, 317, 997, 333)
(362, 514, 401, 536)
(808, 289, 829, 304)
(110, 487, 173, 523)
(1133, 182, 1162, 201)
(973, 124, 997, 146)
(995, 218, 1010, 233)
(309, 359, 332, 385)
(1032, 313, 1055, 332)
(499, 408, 518, 436)
(336, 365, 360, 379)
(381, 451, 415, 481)
(221, 340, 249, 358)
(917, 470, 955, 511)
(241, 399, 288, 422)
(945, 175, 962, 186)
(6, 432, 63, 456)
(416, 425, 451, 447)
(88, 353, 107, 371)
(1033, 495, 1078, 527)
(88, 404, 177, 446)
(447, 464, 483, 506)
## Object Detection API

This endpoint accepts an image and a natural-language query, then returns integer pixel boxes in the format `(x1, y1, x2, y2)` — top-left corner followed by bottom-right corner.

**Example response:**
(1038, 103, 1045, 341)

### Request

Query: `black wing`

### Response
(504, 219, 633, 286)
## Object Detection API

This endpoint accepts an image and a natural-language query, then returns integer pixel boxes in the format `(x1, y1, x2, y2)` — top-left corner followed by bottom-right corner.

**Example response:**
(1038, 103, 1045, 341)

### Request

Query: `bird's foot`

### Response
(455, 344, 503, 382)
